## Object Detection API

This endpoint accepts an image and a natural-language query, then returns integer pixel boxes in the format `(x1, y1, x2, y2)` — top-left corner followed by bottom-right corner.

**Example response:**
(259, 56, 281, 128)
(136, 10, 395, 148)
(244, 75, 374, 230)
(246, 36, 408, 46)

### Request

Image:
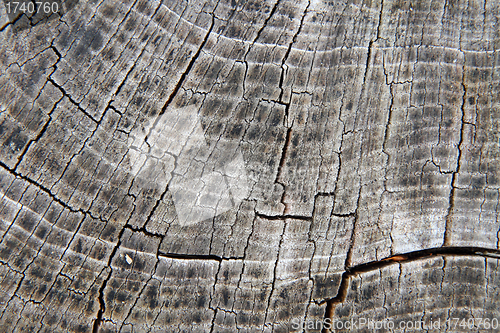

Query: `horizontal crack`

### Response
(256, 212, 312, 221)
(0, 160, 106, 221)
(158, 252, 243, 262)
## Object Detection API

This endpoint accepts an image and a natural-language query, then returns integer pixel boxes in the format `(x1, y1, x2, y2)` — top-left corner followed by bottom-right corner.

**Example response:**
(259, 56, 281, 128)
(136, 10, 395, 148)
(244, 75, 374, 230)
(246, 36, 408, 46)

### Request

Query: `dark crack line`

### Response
(0, 160, 107, 222)
(209, 261, 222, 333)
(263, 220, 287, 330)
(272, 0, 310, 213)
(152, 14, 215, 121)
(252, 0, 281, 44)
(91, 222, 128, 333)
(47, 77, 99, 124)
(0, 11, 24, 32)
(92, 201, 171, 331)
(256, 211, 311, 221)
(302, 205, 320, 333)
(140, 183, 170, 231)
(158, 252, 244, 262)
(123, 224, 163, 239)
(255, 197, 355, 222)
(275, 127, 292, 184)
(443, 54, 467, 246)
(358, 0, 384, 107)
(13, 93, 64, 171)
(321, 246, 500, 333)
(0, 0, 54, 32)
(343, 187, 362, 269)
(361, 41, 374, 88)
(239, 0, 281, 99)
(277, 0, 310, 123)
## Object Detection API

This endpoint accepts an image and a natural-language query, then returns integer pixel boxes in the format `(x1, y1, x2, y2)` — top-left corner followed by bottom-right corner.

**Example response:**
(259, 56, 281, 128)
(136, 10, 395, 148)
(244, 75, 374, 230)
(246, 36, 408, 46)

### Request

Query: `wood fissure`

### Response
(322, 246, 500, 333)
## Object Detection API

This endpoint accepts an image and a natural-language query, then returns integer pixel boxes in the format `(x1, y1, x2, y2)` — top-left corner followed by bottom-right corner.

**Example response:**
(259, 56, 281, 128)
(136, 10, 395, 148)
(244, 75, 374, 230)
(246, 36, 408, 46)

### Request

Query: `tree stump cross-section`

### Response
(0, 0, 500, 332)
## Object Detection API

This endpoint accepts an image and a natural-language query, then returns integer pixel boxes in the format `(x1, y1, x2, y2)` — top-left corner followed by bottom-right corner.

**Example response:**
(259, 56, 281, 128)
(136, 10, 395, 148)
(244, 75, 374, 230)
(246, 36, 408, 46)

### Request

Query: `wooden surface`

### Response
(0, 0, 499, 332)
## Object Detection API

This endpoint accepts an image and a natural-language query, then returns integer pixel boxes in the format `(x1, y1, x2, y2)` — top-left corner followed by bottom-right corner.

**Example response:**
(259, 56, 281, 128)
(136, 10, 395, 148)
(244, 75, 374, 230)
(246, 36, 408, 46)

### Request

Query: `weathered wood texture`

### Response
(0, 0, 499, 331)
(328, 256, 500, 332)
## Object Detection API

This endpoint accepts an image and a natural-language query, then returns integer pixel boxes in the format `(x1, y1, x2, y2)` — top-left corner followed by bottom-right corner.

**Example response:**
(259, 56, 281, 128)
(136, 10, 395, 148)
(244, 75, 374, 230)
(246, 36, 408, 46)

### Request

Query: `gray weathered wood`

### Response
(0, 0, 499, 332)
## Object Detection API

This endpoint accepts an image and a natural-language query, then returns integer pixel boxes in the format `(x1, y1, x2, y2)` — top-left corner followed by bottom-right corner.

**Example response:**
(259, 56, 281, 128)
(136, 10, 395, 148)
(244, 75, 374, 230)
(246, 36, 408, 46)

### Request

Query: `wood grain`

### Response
(0, 0, 499, 331)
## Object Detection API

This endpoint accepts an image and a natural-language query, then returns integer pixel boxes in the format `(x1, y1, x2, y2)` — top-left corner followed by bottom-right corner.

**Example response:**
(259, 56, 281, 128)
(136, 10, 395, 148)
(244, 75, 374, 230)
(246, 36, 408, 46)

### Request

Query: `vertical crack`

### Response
(275, 127, 292, 185)
(91, 224, 128, 333)
(13, 92, 64, 171)
(277, 0, 310, 124)
(272, 0, 310, 215)
(344, 186, 362, 269)
(239, 0, 282, 99)
(208, 260, 222, 333)
(253, 0, 281, 44)
(262, 220, 287, 330)
(443, 53, 466, 246)
(361, 0, 384, 87)
(145, 11, 216, 141)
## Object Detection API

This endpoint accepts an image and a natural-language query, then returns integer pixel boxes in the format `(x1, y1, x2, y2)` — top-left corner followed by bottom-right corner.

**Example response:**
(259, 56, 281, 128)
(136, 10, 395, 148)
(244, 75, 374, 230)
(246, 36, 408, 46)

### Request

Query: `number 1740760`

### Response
(5, 1, 59, 14)
(446, 318, 499, 330)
